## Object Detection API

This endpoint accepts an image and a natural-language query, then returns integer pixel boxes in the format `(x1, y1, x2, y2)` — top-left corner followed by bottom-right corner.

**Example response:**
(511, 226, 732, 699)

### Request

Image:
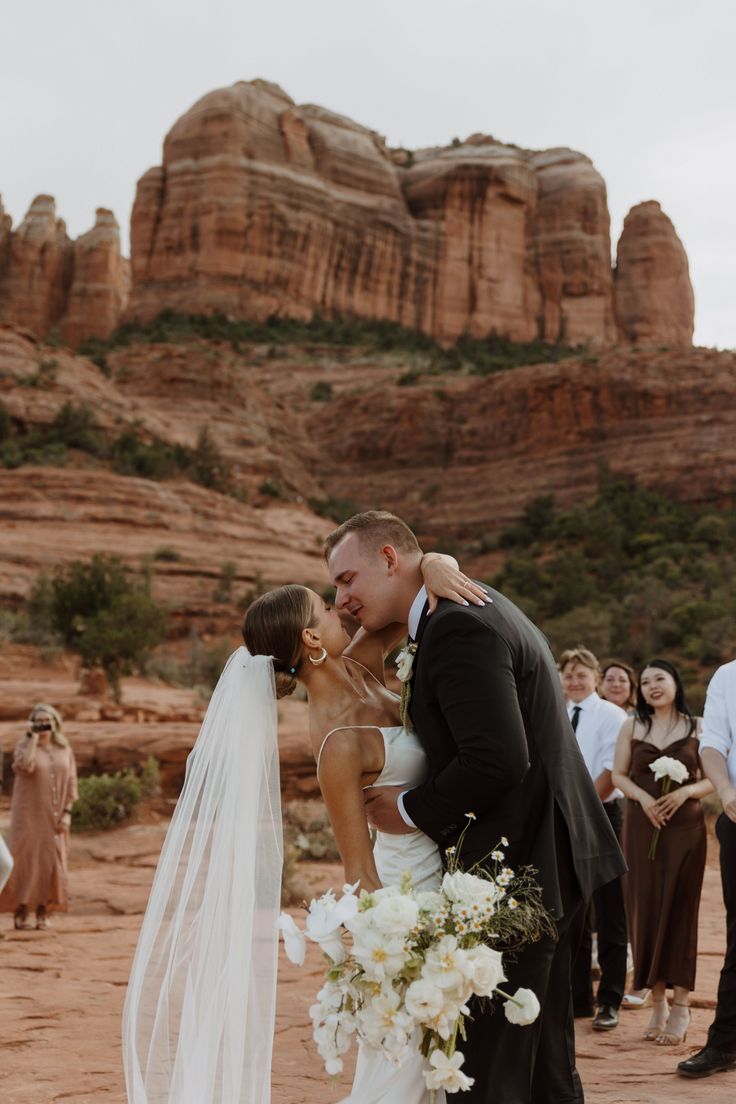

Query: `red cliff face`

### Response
(614, 200, 695, 347)
(0, 82, 695, 349)
(0, 198, 128, 343)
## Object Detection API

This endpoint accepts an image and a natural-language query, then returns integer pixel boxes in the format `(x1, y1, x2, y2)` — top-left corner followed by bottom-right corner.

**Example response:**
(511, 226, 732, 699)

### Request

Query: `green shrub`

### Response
(308, 495, 361, 523)
(310, 380, 333, 402)
(153, 546, 182, 562)
(71, 757, 159, 831)
(35, 555, 166, 699)
(259, 478, 285, 498)
(213, 561, 237, 603)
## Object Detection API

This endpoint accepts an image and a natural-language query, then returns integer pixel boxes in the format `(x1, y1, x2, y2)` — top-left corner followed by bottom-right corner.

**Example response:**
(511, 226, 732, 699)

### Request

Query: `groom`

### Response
(325, 511, 626, 1104)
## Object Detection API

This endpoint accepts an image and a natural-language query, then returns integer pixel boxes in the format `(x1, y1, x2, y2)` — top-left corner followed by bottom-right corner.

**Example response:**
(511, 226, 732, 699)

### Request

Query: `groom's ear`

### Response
(381, 544, 399, 574)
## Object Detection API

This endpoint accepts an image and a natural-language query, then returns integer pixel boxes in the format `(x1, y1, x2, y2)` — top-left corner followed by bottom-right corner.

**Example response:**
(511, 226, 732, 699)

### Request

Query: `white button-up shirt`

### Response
(699, 659, 736, 786)
(568, 692, 627, 802)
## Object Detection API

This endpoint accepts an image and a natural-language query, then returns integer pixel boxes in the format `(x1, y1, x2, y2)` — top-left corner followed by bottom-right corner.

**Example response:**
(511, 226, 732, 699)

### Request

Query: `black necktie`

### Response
(571, 705, 582, 732)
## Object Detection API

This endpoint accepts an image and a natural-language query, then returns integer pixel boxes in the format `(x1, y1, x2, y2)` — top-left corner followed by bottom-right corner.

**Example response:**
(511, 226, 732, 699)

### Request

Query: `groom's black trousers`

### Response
(461, 809, 586, 1104)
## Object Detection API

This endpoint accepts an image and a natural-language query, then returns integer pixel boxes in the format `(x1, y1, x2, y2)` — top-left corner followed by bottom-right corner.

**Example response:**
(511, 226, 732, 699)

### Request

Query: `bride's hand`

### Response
(421, 552, 490, 614)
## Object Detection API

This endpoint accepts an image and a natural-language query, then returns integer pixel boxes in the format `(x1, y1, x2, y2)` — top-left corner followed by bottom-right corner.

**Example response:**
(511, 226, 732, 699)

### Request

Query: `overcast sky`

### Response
(2, 0, 733, 347)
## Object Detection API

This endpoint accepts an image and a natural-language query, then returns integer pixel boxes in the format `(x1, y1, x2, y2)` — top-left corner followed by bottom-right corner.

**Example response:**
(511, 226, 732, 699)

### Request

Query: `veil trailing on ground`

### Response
(123, 647, 282, 1104)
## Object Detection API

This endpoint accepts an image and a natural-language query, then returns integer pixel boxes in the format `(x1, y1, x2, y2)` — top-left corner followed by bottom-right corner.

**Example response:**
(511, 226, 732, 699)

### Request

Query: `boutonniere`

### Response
(395, 643, 417, 683)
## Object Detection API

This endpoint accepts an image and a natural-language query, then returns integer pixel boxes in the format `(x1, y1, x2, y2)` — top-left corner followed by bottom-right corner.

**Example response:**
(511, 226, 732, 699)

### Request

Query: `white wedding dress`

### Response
(318, 724, 446, 1104)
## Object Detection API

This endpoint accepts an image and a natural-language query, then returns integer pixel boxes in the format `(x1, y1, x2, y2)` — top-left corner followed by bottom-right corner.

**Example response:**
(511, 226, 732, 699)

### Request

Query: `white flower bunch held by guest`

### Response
(612, 660, 713, 1048)
(279, 820, 550, 1094)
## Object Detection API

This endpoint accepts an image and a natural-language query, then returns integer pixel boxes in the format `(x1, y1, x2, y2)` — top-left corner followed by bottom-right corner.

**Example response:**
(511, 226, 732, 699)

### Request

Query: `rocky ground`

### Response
(0, 807, 730, 1104)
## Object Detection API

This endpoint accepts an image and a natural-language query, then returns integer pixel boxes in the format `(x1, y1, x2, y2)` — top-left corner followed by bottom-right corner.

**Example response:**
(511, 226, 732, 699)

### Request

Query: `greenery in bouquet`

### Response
(278, 814, 554, 1095)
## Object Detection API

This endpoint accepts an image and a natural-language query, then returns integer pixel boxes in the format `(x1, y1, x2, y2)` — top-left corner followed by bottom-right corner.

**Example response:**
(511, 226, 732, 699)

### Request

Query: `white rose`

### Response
(650, 755, 689, 785)
(465, 944, 506, 997)
(404, 976, 445, 1022)
(416, 890, 445, 913)
(503, 987, 540, 1026)
(424, 1049, 475, 1092)
(442, 870, 500, 911)
(372, 893, 419, 936)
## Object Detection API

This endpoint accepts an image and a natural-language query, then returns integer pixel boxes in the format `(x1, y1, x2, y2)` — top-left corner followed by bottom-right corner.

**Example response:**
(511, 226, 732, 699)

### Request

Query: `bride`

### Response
(122, 553, 486, 1104)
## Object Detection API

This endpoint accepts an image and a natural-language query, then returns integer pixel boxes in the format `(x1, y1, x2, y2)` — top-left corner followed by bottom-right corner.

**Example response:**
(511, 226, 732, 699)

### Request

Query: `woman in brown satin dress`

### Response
(612, 660, 713, 1046)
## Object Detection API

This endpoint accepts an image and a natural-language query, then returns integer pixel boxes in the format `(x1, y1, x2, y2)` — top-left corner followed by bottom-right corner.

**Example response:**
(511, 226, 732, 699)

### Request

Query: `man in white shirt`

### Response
(560, 647, 628, 1031)
(678, 658, 736, 1079)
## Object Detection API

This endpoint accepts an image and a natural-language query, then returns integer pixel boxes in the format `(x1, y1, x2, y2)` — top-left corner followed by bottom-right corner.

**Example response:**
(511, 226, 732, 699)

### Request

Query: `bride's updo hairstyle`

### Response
(242, 584, 317, 699)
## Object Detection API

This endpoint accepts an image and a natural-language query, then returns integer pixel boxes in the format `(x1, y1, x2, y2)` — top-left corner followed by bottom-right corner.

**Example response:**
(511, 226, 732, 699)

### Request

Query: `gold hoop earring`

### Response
(308, 647, 328, 666)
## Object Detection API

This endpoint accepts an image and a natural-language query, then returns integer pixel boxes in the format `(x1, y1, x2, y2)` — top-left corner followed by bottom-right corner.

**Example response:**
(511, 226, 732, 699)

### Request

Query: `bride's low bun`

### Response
(242, 584, 317, 695)
(273, 668, 298, 699)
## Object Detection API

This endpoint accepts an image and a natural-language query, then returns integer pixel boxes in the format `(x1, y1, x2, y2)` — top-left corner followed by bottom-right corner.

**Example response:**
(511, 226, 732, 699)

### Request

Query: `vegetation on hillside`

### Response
(490, 471, 736, 703)
(79, 309, 582, 378)
(0, 400, 234, 494)
(72, 756, 159, 831)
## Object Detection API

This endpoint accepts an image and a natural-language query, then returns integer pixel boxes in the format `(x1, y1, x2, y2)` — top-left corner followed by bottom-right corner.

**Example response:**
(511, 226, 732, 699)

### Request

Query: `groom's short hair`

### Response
(323, 511, 421, 560)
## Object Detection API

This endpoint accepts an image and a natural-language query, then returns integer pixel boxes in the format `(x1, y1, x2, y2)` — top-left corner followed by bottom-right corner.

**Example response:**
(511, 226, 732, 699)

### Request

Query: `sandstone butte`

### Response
(1, 79, 694, 348)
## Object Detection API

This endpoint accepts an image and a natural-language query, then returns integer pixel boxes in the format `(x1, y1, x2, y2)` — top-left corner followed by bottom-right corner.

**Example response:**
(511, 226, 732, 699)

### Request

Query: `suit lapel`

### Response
(406, 599, 431, 725)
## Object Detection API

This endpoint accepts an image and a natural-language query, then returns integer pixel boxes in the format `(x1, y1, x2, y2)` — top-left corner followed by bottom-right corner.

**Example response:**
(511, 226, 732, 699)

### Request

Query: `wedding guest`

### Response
(601, 661, 637, 713)
(0, 704, 78, 930)
(600, 659, 651, 1007)
(612, 660, 713, 1046)
(560, 647, 629, 1030)
(678, 657, 736, 1078)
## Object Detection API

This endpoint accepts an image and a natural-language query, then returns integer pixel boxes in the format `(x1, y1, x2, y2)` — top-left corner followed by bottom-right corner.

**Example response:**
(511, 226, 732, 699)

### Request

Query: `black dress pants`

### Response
(572, 800, 628, 1013)
(707, 814, 736, 1051)
(461, 808, 586, 1104)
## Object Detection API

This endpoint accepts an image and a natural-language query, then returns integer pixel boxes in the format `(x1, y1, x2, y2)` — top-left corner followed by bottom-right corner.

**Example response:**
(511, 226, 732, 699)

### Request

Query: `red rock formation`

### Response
(127, 80, 673, 348)
(0, 198, 128, 344)
(0, 195, 73, 335)
(614, 200, 695, 346)
(63, 209, 130, 345)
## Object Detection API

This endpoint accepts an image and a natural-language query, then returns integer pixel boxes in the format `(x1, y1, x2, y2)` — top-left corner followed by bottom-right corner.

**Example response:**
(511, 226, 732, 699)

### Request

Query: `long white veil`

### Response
(123, 647, 282, 1104)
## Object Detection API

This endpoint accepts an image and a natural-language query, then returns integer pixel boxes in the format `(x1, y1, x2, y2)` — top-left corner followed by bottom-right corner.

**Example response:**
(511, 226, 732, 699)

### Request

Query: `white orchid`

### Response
(306, 886, 359, 942)
(351, 926, 407, 983)
(422, 935, 472, 992)
(277, 912, 307, 966)
(424, 1049, 475, 1093)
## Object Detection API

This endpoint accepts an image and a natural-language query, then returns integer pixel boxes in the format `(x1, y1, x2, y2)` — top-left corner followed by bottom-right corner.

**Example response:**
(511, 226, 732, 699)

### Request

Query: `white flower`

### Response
(424, 1049, 475, 1093)
(465, 944, 506, 997)
(501, 836, 509, 847)
(442, 870, 501, 918)
(650, 755, 689, 785)
(372, 892, 419, 937)
(351, 926, 407, 982)
(507, 897, 519, 910)
(465, 811, 476, 820)
(404, 976, 446, 1022)
(358, 988, 414, 1050)
(395, 644, 417, 683)
(416, 889, 445, 913)
(277, 912, 307, 966)
(306, 886, 359, 942)
(325, 1056, 343, 1076)
(503, 987, 540, 1026)
(422, 935, 472, 992)
(491, 850, 504, 862)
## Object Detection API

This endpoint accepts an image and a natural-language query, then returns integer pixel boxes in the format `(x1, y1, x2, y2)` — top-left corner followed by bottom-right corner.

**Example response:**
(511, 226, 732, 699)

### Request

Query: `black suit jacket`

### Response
(402, 586, 626, 919)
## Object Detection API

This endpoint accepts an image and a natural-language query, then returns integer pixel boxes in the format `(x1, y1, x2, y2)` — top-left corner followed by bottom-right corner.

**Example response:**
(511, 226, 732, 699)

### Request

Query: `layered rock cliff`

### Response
(1, 80, 694, 348)
(0, 198, 129, 344)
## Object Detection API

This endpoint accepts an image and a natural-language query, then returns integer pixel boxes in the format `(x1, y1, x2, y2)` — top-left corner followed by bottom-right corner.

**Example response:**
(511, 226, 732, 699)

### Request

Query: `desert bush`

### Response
(213, 561, 237, 603)
(71, 757, 159, 831)
(310, 380, 333, 402)
(32, 556, 166, 699)
(153, 546, 182, 562)
(307, 495, 361, 523)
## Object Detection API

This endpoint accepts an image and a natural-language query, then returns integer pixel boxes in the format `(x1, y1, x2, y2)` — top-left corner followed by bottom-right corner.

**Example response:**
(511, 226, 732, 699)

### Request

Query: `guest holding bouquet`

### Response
(611, 660, 713, 1046)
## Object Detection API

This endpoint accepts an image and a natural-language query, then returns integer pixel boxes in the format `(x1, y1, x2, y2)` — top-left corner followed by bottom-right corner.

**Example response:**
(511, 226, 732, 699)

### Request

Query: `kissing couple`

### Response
(123, 510, 625, 1104)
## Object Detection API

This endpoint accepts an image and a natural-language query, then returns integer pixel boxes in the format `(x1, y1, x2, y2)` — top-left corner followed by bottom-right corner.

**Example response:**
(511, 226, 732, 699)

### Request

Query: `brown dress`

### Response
(622, 732, 706, 991)
(0, 737, 78, 914)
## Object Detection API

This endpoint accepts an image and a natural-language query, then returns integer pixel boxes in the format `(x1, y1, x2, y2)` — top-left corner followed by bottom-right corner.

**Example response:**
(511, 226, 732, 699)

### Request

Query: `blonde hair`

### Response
(29, 702, 69, 747)
(242, 584, 317, 699)
(558, 647, 600, 675)
(323, 510, 421, 561)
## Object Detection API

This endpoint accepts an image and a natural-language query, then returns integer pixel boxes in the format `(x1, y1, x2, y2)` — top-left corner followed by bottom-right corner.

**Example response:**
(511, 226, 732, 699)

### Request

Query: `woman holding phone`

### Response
(0, 703, 78, 930)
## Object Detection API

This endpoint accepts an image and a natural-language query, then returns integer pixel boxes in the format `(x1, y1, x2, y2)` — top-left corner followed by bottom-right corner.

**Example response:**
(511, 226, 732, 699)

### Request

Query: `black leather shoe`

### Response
(677, 1046, 736, 1078)
(592, 1004, 619, 1031)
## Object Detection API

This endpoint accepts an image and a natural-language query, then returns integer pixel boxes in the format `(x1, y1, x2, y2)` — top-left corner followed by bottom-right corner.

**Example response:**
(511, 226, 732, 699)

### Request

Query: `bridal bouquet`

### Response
(647, 754, 690, 860)
(278, 817, 553, 1095)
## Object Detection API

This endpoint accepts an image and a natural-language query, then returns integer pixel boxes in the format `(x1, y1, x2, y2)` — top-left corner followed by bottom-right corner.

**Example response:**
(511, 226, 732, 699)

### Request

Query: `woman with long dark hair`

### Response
(612, 660, 713, 1046)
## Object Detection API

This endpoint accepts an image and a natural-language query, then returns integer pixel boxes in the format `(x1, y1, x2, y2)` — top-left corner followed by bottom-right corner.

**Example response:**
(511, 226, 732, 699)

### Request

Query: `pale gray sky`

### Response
(2, 0, 733, 347)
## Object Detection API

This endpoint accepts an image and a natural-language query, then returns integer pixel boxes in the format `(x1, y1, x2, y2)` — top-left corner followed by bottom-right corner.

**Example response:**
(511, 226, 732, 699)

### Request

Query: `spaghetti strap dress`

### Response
(622, 734, 706, 990)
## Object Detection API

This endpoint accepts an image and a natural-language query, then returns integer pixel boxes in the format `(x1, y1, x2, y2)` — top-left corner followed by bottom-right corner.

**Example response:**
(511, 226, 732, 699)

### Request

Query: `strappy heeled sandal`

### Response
(655, 1002, 690, 1046)
(642, 998, 669, 1040)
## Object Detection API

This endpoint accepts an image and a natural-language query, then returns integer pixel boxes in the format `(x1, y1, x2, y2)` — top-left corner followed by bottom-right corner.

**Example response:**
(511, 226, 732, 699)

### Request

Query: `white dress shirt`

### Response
(568, 692, 627, 802)
(699, 659, 736, 786)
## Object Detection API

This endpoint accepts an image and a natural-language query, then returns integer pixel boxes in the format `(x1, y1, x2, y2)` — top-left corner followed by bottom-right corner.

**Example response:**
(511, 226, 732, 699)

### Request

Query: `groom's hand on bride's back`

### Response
(364, 785, 415, 834)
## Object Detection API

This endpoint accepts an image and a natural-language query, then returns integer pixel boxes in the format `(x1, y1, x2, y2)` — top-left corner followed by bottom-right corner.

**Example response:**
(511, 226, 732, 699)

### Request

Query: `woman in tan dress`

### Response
(0, 703, 78, 930)
(612, 660, 713, 1046)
